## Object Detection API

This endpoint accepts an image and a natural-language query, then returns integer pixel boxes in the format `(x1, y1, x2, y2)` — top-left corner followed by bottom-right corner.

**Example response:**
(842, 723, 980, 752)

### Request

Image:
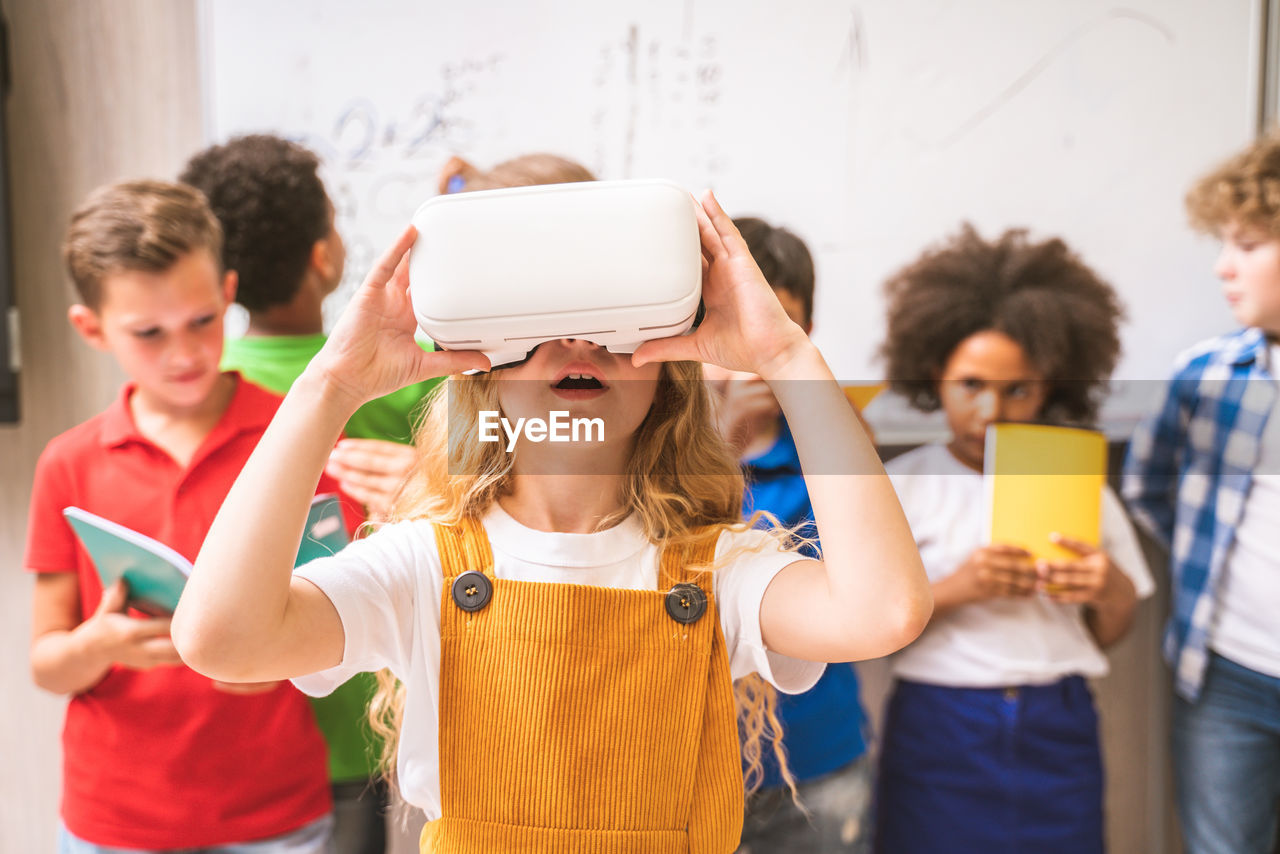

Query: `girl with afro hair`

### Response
(874, 225, 1155, 854)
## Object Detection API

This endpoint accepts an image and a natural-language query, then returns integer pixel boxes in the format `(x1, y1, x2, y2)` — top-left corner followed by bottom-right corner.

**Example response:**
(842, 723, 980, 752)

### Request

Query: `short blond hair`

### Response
(460, 153, 596, 191)
(1186, 131, 1280, 236)
(63, 179, 223, 308)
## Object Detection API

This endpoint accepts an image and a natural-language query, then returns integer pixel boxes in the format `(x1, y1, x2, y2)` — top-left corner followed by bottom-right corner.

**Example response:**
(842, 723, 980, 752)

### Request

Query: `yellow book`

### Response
(841, 383, 885, 411)
(983, 423, 1106, 562)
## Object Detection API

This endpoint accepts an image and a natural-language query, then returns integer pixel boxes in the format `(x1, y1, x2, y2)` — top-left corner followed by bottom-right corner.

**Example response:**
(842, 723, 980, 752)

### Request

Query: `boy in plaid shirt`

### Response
(1123, 134, 1280, 854)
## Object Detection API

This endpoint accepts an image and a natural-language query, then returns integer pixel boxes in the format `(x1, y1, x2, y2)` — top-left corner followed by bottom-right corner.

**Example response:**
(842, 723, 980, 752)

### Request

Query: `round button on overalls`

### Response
(665, 583, 707, 624)
(452, 570, 493, 612)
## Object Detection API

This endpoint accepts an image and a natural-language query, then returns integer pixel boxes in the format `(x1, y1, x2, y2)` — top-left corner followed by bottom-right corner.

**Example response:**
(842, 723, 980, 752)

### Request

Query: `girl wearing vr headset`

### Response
(172, 189, 931, 852)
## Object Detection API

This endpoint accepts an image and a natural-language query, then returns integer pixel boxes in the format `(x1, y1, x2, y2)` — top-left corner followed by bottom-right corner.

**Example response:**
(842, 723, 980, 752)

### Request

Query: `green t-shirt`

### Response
(221, 333, 439, 782)
(222, 334, 440, 443)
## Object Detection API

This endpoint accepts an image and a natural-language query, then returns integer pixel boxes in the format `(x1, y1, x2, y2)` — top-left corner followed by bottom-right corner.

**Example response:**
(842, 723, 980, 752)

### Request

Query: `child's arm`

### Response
(31, 575, 181, 694)
(171, 227, 488, 683)
(634, 193, 932, 663)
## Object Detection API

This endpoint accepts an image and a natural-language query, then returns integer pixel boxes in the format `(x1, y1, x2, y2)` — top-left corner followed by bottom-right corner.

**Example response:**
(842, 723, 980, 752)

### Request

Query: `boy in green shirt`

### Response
(181, 134, 432, 854)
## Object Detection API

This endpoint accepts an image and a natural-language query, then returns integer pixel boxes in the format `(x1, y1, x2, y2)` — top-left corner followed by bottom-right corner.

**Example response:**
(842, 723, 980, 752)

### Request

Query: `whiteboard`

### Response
(201, 0, 1260, 397)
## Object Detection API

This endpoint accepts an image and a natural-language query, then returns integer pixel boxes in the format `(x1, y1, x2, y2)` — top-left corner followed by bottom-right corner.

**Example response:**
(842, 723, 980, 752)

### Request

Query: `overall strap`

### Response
(433, 517, 494, 579)
(434, 518, 496, 613)
(658, 528, 721, 625)
(658, 525, 745, 853)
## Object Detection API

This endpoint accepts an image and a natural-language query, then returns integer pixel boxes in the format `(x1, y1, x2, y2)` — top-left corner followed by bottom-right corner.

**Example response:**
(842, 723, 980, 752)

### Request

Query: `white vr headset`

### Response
(408, 179, 703, 369)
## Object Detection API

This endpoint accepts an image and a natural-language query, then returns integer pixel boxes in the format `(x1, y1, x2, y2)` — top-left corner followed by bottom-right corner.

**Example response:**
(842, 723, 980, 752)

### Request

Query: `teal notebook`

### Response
(293, 494, 352, 566)
(63, 494, 349, 615)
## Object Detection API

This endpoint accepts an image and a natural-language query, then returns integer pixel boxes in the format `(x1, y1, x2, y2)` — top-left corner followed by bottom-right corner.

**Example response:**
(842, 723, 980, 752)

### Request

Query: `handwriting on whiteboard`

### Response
(279, 25, 729, 320)
(590, 25, 726, 180)
(285, 55, 504, 317)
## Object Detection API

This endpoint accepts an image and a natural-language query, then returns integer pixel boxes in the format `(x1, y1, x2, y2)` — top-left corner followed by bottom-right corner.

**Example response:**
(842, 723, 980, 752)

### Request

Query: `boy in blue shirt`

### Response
(1123, 134, 1280, 853)
(709, 217, 872, 854)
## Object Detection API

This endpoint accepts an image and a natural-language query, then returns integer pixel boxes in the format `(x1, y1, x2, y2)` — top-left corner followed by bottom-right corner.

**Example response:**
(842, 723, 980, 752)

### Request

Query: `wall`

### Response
(203, 0, 1258, 392)
(0, 1, 204, 850)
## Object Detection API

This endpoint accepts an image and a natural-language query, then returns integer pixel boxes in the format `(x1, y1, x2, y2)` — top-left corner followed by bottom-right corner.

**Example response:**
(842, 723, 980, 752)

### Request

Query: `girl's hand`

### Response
(325, 438, 417, 520)
(1037, 535, 1124, 606)
(951, 544, 1039, 602)
(631, 191, 808, 376)
(305, 226, 489, 412)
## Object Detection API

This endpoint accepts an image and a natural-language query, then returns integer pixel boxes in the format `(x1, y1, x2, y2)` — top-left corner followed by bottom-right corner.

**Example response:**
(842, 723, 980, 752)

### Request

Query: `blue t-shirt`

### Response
(743, 418, 868, 788)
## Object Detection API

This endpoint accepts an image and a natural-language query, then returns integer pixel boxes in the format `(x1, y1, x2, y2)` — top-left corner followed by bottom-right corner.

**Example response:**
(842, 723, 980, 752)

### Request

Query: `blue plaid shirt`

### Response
(1122, 327, 1277, 700)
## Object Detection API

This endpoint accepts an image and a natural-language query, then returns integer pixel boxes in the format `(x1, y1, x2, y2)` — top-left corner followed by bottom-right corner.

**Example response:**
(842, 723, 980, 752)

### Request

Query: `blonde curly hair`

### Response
(1186, 131, 1280, 235)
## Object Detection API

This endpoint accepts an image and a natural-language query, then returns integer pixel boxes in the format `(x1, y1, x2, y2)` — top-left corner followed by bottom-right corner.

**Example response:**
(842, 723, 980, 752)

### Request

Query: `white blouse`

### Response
(886, 443, 1155, 688)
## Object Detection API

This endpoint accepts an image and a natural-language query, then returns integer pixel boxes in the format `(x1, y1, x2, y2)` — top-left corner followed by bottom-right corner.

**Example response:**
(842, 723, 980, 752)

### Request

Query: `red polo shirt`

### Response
(24, 375, 362, 849)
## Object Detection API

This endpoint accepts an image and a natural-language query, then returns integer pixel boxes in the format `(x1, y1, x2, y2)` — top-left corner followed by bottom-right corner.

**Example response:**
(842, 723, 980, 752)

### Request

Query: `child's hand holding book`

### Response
(1035, 534, 1133, 606)
(80, 579, 182, 674)
(945, 544, 1039, 603)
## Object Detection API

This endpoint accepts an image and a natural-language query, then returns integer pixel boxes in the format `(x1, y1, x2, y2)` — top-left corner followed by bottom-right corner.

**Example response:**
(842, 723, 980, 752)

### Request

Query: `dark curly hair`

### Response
(1185, 130, 1280, 236)
(879, 224, 1124, 424)
(733, 217, 814, 326)
(179, 134, 331, 312)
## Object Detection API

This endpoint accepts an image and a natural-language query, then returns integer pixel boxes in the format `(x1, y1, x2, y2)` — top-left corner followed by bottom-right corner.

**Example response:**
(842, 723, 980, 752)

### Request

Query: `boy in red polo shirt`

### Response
(25, 180, 355, 852)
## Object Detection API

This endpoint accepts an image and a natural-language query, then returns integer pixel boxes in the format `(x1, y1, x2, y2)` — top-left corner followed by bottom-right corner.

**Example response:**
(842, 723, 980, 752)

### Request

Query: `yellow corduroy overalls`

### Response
(420, 517, 744, 854)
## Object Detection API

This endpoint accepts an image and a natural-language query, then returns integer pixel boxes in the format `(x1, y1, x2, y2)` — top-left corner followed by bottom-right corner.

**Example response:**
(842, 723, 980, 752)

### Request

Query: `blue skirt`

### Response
(875, 676, 1104, 854)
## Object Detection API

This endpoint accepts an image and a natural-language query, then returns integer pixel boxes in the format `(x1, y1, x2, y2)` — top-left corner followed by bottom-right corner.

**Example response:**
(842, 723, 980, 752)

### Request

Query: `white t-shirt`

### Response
(292, 503, 824, 816)
(1211, 342, 1280, 678)
(885, 443, 1155, 687)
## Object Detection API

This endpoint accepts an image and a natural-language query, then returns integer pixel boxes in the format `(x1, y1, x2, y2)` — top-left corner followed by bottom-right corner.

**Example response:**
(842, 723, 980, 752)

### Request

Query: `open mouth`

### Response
(554, 374, 605, 391)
